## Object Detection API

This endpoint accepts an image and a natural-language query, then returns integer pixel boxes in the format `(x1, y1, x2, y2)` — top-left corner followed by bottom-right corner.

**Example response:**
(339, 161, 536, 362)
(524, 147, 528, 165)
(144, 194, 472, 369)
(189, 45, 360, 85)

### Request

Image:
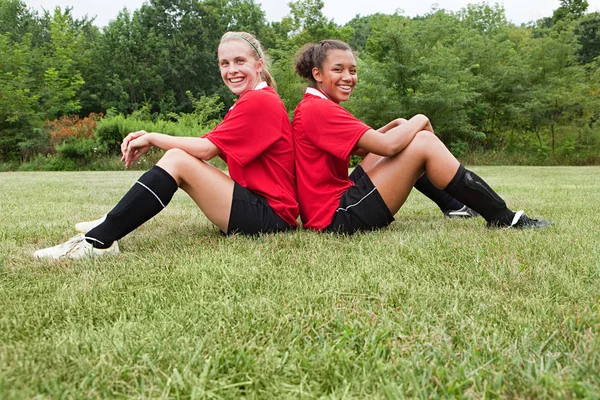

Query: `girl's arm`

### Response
(356, 114, 433, 157)
(121, 131, 220, 168)
(352, 118, 409, 156)
(376, 118, 408, 134)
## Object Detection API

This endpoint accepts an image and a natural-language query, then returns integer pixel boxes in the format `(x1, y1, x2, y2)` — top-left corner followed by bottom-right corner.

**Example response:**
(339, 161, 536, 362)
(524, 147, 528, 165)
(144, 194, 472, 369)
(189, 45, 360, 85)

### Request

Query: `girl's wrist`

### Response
(147, 132, 158, 145)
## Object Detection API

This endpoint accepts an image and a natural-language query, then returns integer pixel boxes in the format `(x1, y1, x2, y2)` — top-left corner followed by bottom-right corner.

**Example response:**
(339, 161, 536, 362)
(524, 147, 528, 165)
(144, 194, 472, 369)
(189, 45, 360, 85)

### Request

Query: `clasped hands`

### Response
(121, 130, 152, 168)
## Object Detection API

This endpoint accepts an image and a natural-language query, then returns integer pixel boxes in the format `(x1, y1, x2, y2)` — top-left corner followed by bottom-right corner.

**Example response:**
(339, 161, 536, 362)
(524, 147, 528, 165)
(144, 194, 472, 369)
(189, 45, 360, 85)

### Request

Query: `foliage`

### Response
(0, 32, 40, 160)
(1, 0, 600, 165)
(54, 137, 105, 160)
(166, 92, 225, 129)
(95, 112, 214, 156)
(575, 12, 600, 64)
(44, 113, 102, 144)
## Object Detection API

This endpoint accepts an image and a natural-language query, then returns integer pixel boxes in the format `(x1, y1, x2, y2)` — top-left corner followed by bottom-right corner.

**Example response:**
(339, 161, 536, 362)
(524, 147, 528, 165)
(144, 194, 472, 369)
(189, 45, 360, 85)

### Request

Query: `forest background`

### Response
(1, 0, 599, 170)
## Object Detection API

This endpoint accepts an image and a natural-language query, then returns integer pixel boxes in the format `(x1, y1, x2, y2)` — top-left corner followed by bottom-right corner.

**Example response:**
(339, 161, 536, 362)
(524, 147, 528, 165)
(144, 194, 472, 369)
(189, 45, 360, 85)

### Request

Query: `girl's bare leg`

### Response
(157, 148, 234, 232)
(358, 152, 384, 173)
(363, 130, 551, 228)
(366, 130, 459, 215)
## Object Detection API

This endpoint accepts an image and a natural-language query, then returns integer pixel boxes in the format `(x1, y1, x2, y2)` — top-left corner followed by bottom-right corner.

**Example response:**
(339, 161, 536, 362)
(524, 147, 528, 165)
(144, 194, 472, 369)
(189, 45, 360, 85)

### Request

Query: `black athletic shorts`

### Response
(323, 165, 395, 234)
(226, 182, 295, 235)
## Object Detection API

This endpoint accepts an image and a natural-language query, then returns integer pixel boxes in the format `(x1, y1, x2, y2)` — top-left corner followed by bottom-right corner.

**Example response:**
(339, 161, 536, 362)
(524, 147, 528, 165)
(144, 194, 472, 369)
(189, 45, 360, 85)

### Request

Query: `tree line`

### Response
(1, 0, 599, 168)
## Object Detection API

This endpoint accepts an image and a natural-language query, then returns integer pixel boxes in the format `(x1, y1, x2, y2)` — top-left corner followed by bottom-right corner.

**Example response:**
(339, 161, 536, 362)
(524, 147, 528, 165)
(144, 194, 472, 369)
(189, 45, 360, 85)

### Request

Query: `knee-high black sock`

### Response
(414, 174, 464, 212)
(86, 165, 178, 248)
(443, 165, 515, 225)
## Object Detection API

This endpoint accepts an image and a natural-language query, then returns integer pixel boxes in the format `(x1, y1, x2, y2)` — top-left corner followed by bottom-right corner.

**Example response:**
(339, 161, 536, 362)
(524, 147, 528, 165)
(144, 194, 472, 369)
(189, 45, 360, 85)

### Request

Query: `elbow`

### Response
(197, 149, 216, 161)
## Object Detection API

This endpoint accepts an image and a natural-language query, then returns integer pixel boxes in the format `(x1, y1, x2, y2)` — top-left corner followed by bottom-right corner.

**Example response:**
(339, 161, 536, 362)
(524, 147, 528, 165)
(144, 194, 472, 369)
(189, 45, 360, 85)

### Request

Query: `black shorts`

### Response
(323, 165, 394, 234)
(227, 182, 295, 235)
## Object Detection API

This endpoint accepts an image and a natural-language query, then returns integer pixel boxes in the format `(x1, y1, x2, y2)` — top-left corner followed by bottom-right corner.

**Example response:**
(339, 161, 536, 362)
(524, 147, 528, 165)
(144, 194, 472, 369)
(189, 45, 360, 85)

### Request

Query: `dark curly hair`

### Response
(295, 40, 354, 84)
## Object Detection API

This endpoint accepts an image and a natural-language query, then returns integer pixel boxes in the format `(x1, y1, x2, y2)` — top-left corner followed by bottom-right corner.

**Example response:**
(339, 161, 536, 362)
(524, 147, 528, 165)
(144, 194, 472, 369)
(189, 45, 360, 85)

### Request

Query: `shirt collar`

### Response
(254, 81, 268, 90)
(306, 87, 327, 99)
(229, 81, 268, 111)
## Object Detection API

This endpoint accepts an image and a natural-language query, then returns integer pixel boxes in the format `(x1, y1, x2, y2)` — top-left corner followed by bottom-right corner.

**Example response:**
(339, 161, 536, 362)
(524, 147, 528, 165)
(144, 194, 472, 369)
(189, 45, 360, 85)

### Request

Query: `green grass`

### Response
(1, 167, 599, 398)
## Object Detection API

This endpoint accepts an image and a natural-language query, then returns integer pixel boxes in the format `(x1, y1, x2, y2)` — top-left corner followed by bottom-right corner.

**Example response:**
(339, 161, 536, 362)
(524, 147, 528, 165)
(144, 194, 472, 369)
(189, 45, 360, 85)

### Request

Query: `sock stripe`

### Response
(84, 236, 105, 246)
(136, 181, 167, 208)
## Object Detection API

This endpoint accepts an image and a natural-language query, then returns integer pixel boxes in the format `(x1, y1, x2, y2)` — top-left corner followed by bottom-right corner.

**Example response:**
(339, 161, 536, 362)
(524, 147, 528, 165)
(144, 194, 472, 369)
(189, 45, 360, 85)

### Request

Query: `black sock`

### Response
(414, 174, 465, 212)
(443, 165, 515, 225)
(86, 165, 178, 248)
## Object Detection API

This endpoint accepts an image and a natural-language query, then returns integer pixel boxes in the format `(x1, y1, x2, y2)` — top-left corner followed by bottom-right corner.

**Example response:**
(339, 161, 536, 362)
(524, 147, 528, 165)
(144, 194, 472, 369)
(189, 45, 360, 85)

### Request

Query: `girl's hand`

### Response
(121, 131, 153, 168)
(121, 130, 147, 158)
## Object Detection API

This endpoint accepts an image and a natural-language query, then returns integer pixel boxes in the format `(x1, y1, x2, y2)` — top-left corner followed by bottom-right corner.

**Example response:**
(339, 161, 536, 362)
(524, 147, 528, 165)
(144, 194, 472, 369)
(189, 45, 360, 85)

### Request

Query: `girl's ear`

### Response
(255, 58, 264, 74)
(312, 67, 322, 83)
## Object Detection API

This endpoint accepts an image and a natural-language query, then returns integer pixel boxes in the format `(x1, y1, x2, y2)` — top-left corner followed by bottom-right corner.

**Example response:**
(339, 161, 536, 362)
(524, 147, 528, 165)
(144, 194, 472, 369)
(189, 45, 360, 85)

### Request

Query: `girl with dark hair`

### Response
(293, 40, 550, 233)
(34, 32, 298, 259)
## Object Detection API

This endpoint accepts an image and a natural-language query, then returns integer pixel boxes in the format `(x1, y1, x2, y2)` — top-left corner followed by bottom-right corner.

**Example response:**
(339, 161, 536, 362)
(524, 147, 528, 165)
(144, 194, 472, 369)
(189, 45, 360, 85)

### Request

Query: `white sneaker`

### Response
(33, 234, 119, 259)
(75, 215, 106, 233)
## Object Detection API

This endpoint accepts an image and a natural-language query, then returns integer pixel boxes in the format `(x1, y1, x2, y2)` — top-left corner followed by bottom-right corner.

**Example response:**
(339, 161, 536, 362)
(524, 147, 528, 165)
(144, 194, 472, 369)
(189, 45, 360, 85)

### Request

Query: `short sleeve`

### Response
(204, 90, 283, 167)
(303, 101, 371, 160)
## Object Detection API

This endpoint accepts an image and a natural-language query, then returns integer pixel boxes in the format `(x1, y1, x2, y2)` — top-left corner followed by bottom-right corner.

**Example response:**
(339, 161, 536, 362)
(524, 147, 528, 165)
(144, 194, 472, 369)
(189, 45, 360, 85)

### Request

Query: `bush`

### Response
(95, 114, 213, 154)
(95, 114, 137, 153)
(12, 109, 221, 170)
(167, 92, 224, 130)
(55, 137, 106, 160)
(45, 113, 102, 145)
(18, 154, 77, 171)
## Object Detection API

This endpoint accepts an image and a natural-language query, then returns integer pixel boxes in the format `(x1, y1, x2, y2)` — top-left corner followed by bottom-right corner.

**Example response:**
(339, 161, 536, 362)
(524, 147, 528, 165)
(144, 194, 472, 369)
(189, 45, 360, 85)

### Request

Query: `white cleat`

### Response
(75, 215, 106, 233)
(33, 234, 119, 260)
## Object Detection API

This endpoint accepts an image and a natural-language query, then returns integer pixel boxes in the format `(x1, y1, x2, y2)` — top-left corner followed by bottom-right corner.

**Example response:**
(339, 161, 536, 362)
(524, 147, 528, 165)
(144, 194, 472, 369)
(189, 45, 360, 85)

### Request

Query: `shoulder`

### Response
(298, 95, 335, 115)
(304, 96, 355, 122)
(239, 87, 283, 109)
(230, 89, 284, 121)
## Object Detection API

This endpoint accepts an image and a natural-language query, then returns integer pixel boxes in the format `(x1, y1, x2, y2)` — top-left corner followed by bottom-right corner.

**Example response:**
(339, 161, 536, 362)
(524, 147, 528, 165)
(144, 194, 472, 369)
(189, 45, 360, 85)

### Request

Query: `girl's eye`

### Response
(237, 59, 244, 64)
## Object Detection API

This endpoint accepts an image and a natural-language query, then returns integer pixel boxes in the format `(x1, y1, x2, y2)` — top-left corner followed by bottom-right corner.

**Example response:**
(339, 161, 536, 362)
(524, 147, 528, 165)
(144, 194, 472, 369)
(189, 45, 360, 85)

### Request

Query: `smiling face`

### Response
(218, 40, 264, 95)
(312, 49, 357, 104)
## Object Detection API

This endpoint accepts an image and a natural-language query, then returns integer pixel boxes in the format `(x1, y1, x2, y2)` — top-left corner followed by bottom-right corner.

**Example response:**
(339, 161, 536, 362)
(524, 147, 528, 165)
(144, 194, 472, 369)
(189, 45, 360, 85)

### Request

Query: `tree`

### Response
(0, 0, 41, 42)
(553, 0, 589, 23)
(355, 11, 479, 146)
(0, 33, 41, 159)
(575, 12, 600, 64)
(36, 8, 86, 119)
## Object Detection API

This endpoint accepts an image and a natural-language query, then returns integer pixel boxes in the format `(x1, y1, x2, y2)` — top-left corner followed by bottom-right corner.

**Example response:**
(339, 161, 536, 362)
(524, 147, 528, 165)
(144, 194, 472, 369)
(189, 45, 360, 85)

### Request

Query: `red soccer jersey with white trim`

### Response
(292, 88, 371, 231)
(204, 85, 299, 226)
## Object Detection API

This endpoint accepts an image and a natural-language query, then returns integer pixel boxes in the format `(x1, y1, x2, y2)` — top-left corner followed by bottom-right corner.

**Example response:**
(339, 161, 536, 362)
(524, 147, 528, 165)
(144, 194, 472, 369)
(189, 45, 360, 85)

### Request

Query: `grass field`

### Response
(1, 167, 599, 398)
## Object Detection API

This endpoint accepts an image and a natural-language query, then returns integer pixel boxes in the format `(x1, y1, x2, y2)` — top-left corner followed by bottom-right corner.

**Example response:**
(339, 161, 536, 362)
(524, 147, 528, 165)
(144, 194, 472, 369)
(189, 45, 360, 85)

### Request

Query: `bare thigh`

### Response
(366, 131, 460, 215)
(359, 152, 384, 173)
(157, 148, 234, 232)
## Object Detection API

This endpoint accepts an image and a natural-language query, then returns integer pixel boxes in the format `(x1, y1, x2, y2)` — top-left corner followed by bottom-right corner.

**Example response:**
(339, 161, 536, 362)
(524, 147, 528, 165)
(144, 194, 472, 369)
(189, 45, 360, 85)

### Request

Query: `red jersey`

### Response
(204, 83, 299, 226)
(292, 88, 371, 231)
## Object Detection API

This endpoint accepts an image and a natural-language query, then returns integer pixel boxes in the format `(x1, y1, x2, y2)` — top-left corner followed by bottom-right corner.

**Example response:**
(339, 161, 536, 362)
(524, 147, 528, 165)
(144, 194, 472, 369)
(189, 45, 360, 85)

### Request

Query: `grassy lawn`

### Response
(1, 167, 599, 398)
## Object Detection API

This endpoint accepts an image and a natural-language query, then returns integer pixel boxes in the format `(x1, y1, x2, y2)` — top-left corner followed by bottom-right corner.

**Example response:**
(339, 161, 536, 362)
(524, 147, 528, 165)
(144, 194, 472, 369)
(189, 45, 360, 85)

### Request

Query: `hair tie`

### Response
(232, 34, 261, 58)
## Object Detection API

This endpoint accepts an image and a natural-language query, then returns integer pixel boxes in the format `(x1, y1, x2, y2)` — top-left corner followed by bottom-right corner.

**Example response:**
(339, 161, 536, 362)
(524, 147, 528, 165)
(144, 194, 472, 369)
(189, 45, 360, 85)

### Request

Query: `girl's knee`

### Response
(157, 148, 195, 173)
(160, 148, 194, 164)
(406, 130, 438, 152)
(415, 130, 437, 143)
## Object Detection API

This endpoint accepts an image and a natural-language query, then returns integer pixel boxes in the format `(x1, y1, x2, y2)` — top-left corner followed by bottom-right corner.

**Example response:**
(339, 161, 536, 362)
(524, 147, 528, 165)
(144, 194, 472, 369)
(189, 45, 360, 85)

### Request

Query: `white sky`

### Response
(23, 0, 600, 28)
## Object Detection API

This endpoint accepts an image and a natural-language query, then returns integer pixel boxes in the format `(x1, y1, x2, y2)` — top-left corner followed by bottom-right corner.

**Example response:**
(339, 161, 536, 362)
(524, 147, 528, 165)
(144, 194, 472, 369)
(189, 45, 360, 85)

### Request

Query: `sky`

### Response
(23, 0, 600, 28)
